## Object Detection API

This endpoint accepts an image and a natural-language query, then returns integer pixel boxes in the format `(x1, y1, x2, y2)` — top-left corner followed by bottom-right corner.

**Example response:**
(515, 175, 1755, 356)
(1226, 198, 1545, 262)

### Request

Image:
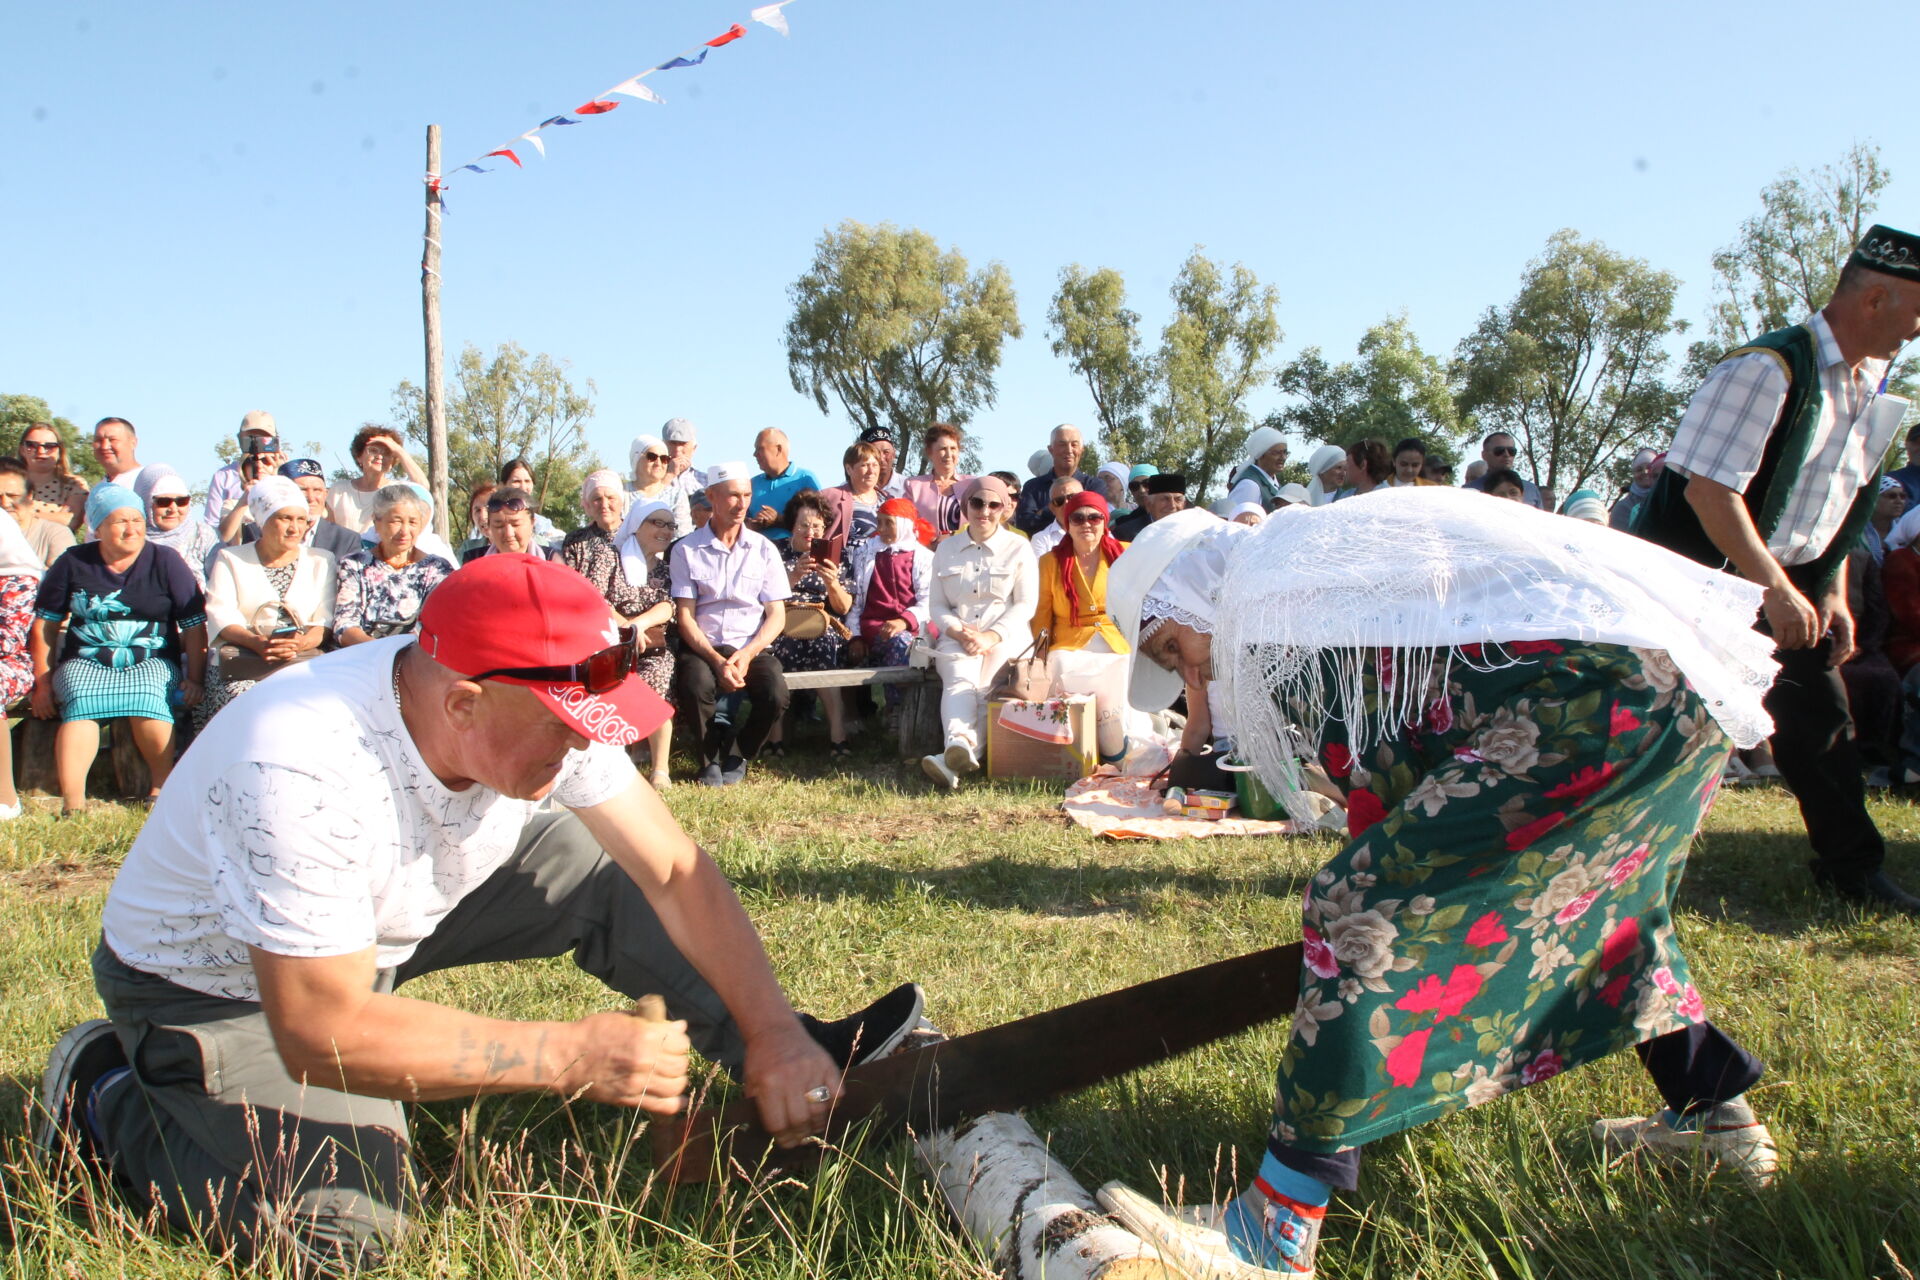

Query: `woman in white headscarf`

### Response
(1096, 491, 1785, 1278)
(134, 464, 220, 588)
(0, 505, 44, 820)
(198, 477, 338, 727)
(627, 434, 693, 538)
(608, 496, 680, 789)
(1227, 426, 1290, 512)
(1303, 443, 1348, 507)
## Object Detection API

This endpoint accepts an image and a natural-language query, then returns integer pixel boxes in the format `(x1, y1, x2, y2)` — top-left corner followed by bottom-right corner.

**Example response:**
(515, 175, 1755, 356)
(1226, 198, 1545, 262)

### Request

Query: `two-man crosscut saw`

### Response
(670, 941, 1301, 1169)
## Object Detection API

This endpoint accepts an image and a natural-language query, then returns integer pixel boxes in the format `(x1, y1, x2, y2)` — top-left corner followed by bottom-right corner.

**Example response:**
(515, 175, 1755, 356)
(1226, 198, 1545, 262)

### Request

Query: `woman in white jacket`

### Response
(920, 475, 1037, 789)
(198, 477, 337, 727)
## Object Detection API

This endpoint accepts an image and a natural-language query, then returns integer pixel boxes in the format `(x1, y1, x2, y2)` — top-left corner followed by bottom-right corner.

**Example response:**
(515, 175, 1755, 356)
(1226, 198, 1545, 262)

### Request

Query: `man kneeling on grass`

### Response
(37, 553, 923, 1274)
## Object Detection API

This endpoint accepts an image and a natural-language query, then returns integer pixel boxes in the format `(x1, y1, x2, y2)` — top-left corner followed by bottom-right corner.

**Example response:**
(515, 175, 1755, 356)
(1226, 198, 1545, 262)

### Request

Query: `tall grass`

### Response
(0, 752, 1915, 1277)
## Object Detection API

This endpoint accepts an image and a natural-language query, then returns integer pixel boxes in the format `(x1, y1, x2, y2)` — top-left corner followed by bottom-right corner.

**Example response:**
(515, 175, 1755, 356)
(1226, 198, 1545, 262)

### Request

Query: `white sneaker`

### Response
(1593, 1096, 1779, 1189)
(943, 740, 980, 775)
(1098, 1181, 1317, 1278)
(920, 753, 960, 790)
(0, 800, 21, 822)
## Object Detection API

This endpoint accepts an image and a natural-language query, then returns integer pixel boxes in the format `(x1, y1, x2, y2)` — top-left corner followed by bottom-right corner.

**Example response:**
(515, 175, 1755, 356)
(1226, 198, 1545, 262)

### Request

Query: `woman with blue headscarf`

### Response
(29, 483, 207, 815)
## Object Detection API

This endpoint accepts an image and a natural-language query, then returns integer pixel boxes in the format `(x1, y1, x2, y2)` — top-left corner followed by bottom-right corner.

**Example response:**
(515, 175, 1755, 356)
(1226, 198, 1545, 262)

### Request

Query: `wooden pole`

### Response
(422, 124, 449, 540)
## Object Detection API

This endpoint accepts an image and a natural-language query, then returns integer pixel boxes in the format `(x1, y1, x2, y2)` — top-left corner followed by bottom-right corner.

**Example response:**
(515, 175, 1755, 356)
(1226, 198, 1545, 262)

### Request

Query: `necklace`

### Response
(392, 653, 405, 714)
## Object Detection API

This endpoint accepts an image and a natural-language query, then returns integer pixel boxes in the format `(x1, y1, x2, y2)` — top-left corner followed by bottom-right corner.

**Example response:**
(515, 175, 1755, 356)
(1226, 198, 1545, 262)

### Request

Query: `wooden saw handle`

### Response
(627, 995, 715, 1184)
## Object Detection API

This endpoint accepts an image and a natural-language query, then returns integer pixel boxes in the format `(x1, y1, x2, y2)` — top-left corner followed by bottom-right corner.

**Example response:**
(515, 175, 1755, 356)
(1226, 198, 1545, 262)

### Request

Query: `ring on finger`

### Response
(805, 1085, 831, 1104)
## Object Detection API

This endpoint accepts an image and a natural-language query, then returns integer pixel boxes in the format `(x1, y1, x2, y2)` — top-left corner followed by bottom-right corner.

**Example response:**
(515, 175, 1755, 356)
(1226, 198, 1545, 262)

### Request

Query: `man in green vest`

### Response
(1639, 223, 1920, 915)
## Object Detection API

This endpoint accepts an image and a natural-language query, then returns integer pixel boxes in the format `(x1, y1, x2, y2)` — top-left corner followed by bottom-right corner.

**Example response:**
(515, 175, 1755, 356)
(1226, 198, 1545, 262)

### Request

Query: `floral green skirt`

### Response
(1272, 641, 1729, 1154)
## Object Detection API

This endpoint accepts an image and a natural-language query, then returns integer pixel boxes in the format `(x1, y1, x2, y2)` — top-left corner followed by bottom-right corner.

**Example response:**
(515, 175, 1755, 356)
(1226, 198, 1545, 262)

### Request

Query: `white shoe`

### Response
(0, 800, 21, 822)
(920, 753, 960, 790)
(1098, 1181, 1317, 1278)
(1593, 1096, 1779, 1189)
(944, 740, 980, 775)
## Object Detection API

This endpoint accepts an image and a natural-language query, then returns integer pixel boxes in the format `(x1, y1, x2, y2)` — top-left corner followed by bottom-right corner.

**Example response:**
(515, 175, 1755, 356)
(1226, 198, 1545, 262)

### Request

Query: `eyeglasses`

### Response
(486, 495, 530, 513)
(642, 452, 669, 463)
(1489, 446, 1516, 457)
(20, 440, 60, 454)
(471, 628, 639, 694)
(968, 497, 1004, 512)
(1067, 510, 1105, 526)
(151, 496, 190, 509)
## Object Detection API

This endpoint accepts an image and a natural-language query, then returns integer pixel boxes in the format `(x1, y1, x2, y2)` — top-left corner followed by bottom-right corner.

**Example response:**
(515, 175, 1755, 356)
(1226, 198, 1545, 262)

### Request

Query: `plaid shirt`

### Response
(1667, 311, 1902, 567)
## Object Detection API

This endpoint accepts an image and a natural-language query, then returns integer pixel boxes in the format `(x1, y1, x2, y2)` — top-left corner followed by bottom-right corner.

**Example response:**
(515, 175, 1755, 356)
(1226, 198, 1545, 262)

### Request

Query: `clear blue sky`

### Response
(4, 0, 1911, 491)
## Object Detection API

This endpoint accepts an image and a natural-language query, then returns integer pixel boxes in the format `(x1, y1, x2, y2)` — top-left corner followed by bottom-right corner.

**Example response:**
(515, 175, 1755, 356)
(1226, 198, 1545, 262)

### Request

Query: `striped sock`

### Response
(1223, 1152, 1329, 1272)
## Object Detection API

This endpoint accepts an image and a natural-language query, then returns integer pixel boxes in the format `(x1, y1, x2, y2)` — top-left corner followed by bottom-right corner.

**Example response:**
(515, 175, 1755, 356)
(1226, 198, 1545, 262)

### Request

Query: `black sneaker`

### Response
(800, 983, 926, 1070)
(36, 1020, 127, 1167)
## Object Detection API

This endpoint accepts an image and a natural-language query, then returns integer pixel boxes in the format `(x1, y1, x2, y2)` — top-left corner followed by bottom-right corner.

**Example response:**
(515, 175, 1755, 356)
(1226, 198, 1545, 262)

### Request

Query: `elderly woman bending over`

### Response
(919, 475, 1037, 789)
(29, 484, 207, 814)
(335, 484, 455, 645)
(198, 478, 336, 726)
(1032, 489, 1131, 763)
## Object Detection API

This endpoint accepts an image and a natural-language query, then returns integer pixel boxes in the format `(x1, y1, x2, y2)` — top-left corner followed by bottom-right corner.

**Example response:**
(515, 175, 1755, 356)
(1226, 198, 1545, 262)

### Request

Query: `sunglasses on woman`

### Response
(642, 452, 669, 463)
(967, 497, 1004, 512)
(20, 440, 60, 454)
(151, 496, 191, 510)
(470, 627, 639, 694)
(1067, 510, 1105, 526)
(486, 495, 530, 513)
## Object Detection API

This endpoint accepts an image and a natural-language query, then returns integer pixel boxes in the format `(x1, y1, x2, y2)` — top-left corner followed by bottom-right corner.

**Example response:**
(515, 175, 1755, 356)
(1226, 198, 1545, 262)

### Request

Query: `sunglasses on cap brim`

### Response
(486, 495, 531, 512)
(470, 626, 639, 695)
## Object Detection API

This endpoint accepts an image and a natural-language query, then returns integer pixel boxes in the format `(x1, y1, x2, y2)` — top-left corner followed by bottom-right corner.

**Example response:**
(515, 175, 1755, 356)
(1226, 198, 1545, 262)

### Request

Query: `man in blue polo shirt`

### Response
(745, 429, 819, 542)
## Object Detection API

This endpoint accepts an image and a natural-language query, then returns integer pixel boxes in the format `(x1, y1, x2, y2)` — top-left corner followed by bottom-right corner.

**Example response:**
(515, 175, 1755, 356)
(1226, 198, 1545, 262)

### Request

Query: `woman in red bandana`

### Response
(1031, 490, 1131, 762)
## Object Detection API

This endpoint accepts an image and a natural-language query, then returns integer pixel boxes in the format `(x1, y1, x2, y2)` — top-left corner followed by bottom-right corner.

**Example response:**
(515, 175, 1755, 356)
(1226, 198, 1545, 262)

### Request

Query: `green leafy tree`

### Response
(1269, 312, 1466, 461)
(785, 220, 1022, 476)
(1689, 141, 1914, 399)
(391, 342, 601, 534)
(1048, 265, 1153, 466)
(1149, 248, 1281, 502)
(1454, 230, 1687, 500)
(0, 394, 101, 483)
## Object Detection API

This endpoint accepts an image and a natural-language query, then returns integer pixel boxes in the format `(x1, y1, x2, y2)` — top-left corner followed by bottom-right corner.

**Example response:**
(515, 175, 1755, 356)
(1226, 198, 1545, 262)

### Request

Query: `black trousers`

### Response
(1764, 636, 1885, 882)
(675, 644, 788, 766)
(1270, 1021, 1765, 1191)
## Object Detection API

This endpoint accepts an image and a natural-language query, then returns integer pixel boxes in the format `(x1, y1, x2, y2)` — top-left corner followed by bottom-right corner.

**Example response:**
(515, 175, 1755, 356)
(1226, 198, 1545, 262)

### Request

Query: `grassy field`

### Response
(0, 743, 1916, 1279)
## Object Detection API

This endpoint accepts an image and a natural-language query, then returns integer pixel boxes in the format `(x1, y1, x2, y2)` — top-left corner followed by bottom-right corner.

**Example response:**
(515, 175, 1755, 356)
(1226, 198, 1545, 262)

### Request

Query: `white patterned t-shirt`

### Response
(102, 636, 635, 1001)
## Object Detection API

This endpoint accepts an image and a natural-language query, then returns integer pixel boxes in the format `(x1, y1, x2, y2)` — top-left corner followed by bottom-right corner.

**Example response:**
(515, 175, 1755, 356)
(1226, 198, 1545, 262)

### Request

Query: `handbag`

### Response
(218, 596, 318, 683)
(781, 601, 851, 642)
(987, 631, 1052, 703)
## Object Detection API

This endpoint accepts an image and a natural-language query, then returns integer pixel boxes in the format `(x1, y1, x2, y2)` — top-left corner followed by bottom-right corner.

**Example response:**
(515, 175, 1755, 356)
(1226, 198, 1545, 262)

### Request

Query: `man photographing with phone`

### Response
(37, 554, 923, 1273)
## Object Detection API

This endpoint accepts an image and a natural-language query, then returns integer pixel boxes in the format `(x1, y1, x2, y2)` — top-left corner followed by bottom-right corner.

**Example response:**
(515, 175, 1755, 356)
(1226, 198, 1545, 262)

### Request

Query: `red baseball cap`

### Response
(417, 554, 671, 747)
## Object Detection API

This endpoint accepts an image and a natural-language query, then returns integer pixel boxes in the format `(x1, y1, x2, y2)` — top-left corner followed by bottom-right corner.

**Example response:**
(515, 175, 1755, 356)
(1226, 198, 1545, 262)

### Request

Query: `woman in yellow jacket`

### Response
(1031, 489, 1131, 762)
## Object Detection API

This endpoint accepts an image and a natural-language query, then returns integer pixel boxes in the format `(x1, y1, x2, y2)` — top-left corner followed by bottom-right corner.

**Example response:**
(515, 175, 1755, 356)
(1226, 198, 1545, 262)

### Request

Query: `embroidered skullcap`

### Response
(279, 457, 324, 480)
(705, 460, 754, 488)
(1881, 475, 1906, 494)
(1847, 224, 1920, 283)
(858, 425, 895, 446)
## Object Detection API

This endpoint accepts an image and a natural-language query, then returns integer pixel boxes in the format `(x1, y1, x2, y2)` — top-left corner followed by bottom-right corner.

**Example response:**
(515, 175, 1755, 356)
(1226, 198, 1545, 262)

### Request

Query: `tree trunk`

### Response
(916, 1112, 1162, 1280)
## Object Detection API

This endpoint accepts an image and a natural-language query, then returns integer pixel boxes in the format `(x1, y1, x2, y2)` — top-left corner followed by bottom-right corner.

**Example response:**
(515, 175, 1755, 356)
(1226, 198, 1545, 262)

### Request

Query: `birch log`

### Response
(917, 1112, 1163, 1280)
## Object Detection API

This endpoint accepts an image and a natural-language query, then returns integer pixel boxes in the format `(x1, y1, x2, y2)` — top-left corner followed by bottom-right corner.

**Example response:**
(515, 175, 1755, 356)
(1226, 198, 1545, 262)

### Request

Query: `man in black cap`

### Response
(857, 426, 905, 499)
(1112, 473, 1186, 541)
(1639, 223, 1920, 915)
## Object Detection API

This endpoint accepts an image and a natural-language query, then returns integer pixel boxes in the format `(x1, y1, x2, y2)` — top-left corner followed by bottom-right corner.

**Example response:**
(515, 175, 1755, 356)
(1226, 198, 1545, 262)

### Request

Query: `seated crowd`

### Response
(1, 410, 1908, 815)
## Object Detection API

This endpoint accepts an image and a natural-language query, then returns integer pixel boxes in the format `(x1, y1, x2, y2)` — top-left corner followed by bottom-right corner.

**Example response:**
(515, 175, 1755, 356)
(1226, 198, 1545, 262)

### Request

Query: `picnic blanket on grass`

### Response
(1063, 768, 1342, 841)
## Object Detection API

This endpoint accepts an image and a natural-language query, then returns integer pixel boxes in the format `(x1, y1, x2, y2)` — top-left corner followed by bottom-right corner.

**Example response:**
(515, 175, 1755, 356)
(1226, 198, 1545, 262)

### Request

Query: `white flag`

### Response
(518, 130, 546, 156)
(750, 2, 791, 35)
(608, 76, 665, 104)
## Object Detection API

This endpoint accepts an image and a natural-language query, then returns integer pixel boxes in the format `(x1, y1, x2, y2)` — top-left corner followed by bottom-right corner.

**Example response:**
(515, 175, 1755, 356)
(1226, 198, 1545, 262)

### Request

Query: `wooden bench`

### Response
(781, 666, 942, 758)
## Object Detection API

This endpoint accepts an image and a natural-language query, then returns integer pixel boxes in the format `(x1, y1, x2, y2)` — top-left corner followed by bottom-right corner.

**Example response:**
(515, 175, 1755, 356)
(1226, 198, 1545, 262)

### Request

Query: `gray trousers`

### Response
(90, 811, 747, 1273)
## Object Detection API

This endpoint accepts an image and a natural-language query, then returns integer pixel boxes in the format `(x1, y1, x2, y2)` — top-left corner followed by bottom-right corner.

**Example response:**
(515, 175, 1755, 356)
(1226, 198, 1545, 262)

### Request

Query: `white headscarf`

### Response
(581, 468, 626, 513)
(1243, 425, 1285, 468)
(615, 498, 674, 587)
(1203, 486, 1777, 824)
(0, 507, 44, 580)
(1304, 444, 1346, 507)
(246, 477, 306, 529)
(629, 434, 667, 476)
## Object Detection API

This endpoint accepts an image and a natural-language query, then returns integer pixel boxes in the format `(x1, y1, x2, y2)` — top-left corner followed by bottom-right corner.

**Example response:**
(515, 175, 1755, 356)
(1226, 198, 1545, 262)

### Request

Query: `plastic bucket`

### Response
(1221, 757, 1284, 820)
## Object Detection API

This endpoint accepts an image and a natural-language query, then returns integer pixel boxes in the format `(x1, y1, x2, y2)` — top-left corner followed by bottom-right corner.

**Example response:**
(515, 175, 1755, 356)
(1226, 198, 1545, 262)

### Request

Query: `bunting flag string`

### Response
(427, 0, 799, 198)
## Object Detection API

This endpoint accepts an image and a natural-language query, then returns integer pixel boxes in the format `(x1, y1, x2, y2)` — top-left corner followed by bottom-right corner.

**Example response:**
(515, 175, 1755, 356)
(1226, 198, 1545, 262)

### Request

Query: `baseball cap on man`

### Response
(417, 554, 671, 746)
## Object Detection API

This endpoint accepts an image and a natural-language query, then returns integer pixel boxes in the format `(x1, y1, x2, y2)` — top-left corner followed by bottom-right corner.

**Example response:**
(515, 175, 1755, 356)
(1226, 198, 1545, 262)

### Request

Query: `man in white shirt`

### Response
(1028, 475, 1083, 558)
(89, 416, 146, 489)
(37, 555, 923, 1271)
(1639, 223, 1920, 915)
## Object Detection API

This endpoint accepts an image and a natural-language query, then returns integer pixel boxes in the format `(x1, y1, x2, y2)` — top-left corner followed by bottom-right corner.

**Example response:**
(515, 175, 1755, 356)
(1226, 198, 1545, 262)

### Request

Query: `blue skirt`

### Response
(53, 655, 177, 723)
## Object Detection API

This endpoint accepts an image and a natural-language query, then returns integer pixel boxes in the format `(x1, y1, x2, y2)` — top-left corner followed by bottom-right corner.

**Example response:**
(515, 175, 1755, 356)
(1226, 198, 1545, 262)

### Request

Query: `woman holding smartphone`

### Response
(768, 491, 854, 757)
(199, 478, 337, 727)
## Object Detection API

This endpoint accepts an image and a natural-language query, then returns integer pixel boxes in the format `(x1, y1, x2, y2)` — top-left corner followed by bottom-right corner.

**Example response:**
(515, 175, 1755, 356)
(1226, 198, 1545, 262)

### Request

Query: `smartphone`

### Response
(270, 624, 301, 639)
(810, 536, 835, 563)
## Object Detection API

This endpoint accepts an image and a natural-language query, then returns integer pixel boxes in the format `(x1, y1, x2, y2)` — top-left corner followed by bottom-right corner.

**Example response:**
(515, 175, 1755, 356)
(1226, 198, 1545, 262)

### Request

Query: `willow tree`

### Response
(785, 221, 1021, 474)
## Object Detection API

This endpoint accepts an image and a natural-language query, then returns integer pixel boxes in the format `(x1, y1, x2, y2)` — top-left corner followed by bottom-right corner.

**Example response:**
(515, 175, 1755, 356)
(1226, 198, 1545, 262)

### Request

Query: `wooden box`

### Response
(986, 695, 1096, 781)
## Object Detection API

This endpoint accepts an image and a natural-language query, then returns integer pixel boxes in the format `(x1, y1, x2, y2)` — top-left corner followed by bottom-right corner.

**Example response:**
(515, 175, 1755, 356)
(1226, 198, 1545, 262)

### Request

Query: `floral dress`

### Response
(561, 525, 673, 700)
(0, 573, 37, 707)
(334, 549, 455, 639)
(769, 543, 850, 672)
(1272, 641, 1730, 1154)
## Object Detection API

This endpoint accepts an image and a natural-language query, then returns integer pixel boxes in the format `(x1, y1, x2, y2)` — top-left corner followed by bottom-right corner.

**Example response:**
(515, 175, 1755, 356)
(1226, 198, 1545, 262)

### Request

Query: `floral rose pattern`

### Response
(1276, 642, 1728, 1153)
